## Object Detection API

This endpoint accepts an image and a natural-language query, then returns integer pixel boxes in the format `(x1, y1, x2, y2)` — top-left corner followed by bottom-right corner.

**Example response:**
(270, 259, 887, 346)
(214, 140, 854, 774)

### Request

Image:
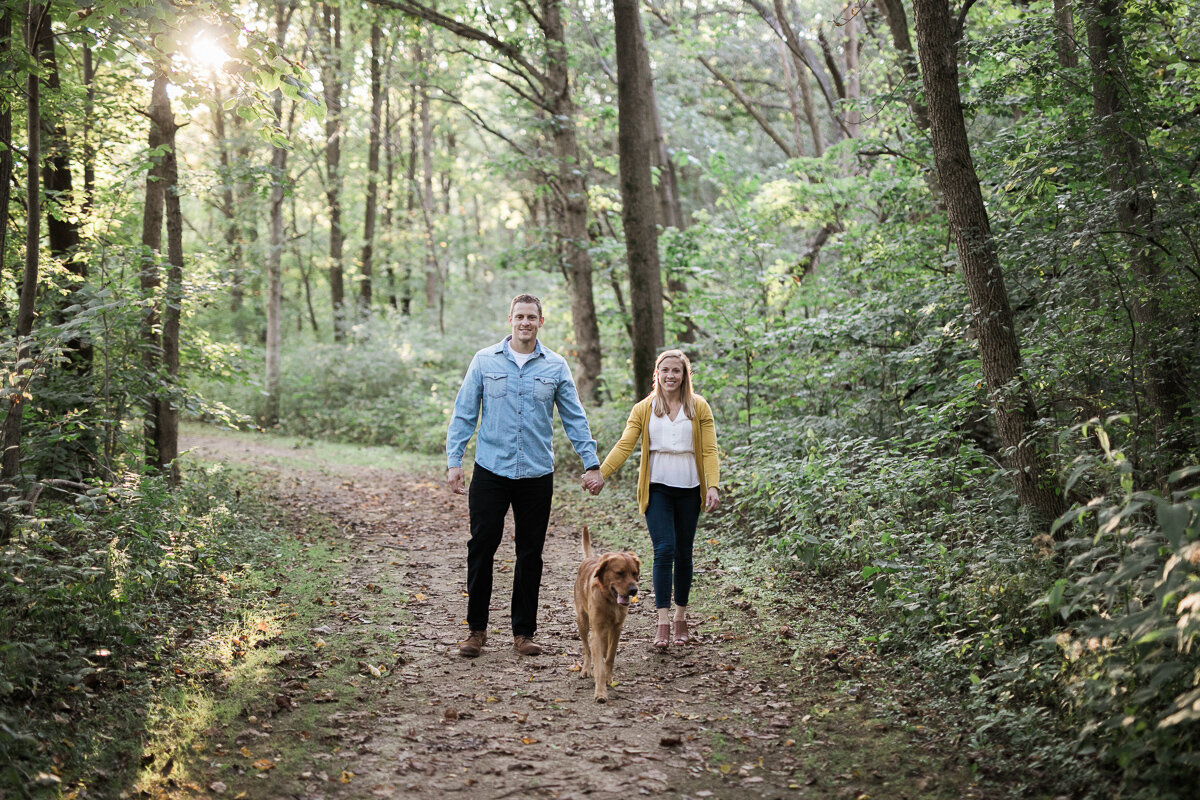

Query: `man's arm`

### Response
(446, 356, 483, 473)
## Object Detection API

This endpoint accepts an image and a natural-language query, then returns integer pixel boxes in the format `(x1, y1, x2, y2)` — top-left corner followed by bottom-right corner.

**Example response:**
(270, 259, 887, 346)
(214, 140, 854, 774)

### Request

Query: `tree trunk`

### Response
(1, 2, 42, 488)
(139, 72, 168, 470)
(635, 10, 683, 230)
(911, 0, 1065, 529)
(291, 189, 319, 333)
(876, 0, 930, 130)
(263, 0, 295, 426)
(1085, 0, 1192, 464)
(614, 0, 665, 398)
(635, 8, 696, 343)
(382, 78, 399, 310)
(157, 79, 183, 485)
(360, 19, 383, 316)
(0, 7, 13, 280)
(213, 81, 245, 334)
(1054, 0, 1079, 68)
(417, 41, 443, 332)
(403, 86, 418, 317)
(843, 6, 861, 138)
(543, 0, 602, 401)
(796, 60, 822, 156)
(779, 37, 807, 157)
(321, 1, 346, 338)
(82, 36, 95, 211)
(36, 10, 91, 398)
(36, 17, 80, 267)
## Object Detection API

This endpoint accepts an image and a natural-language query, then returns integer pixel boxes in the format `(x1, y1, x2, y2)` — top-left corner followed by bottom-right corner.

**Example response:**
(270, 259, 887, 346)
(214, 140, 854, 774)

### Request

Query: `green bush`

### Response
(0, 464, 261, 789)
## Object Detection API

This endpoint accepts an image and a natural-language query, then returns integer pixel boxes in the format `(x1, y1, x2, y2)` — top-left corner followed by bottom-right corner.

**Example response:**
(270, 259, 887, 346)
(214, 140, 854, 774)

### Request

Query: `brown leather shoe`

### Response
(458, 630, 487, 657)
(512, 635, 543, 656)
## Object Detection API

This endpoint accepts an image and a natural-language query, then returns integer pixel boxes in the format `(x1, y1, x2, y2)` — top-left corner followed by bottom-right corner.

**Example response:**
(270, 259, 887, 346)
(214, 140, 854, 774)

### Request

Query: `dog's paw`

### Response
(594, 692, 608, 703)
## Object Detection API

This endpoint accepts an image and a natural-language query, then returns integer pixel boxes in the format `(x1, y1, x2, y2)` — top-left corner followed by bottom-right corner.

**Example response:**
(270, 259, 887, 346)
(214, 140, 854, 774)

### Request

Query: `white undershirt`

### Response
(647, 406, 699, 488)
(511, 350, 534, 369)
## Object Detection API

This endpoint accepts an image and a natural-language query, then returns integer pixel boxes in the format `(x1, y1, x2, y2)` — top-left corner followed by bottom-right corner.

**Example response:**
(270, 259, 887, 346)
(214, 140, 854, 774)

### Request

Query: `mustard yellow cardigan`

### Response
(599, 395, 720, 514)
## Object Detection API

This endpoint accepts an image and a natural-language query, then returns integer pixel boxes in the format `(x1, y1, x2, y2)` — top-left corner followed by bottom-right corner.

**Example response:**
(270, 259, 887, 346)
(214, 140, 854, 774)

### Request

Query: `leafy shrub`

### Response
(0, 467, 246, 699)
(0, 464, 259, 789)
(983, 441, 1200, 794)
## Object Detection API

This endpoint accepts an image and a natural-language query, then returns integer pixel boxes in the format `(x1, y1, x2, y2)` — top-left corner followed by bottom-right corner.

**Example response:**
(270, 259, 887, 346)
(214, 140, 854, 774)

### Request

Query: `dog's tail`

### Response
(582, 524, 593, 558)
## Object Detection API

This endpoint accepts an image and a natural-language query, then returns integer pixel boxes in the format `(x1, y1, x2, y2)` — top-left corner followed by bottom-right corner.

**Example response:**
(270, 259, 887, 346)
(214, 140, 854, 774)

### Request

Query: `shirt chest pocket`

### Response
(532, 376, 556, 402)
(484, 373, 508, 398)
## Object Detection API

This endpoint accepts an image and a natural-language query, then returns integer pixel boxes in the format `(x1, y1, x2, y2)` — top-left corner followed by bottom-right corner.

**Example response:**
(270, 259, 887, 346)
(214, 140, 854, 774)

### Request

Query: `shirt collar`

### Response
(499, 335, 543, 360)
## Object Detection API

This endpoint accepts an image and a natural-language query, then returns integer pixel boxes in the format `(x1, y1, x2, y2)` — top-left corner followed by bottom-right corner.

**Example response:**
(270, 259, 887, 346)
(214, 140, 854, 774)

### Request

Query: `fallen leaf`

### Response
(340, 770, 355, 783)
(252, 759, 275, 771)
(239, 746, 254, 758)
(209, 781, 228, 794)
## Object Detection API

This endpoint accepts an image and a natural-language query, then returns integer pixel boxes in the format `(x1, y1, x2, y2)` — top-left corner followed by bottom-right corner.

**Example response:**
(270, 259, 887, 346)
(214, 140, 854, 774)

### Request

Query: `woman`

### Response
(598, 349, 720, 649)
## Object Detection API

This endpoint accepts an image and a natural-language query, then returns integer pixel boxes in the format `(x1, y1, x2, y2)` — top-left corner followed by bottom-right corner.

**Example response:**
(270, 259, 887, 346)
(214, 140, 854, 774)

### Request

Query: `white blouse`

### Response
(647, 407, 700, 488)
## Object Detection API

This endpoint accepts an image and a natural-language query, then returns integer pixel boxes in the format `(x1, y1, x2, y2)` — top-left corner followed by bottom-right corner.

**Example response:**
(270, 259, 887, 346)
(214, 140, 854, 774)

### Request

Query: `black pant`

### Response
(466, 465, 554, 637)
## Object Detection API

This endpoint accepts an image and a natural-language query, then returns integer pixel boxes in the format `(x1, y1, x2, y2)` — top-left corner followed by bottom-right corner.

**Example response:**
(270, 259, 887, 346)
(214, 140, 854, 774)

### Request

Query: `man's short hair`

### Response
(509, 294, 543, 318)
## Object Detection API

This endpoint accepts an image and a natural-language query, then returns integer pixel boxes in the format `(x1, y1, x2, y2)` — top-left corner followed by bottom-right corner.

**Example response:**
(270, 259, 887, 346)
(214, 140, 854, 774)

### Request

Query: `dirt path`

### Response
(183, 431, 989, 800)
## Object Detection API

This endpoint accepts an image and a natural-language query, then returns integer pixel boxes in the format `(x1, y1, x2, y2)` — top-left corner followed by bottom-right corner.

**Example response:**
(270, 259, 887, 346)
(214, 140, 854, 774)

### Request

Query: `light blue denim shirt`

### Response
(446, 336, 599, 479)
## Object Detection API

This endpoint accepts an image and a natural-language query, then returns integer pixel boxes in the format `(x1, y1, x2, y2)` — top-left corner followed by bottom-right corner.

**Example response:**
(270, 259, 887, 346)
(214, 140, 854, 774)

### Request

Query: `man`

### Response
(447, 294, 605, 657)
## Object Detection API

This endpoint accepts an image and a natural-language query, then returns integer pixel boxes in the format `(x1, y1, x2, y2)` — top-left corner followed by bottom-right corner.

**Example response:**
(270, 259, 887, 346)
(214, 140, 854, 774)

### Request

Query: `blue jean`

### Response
(644, 483, 702, 609)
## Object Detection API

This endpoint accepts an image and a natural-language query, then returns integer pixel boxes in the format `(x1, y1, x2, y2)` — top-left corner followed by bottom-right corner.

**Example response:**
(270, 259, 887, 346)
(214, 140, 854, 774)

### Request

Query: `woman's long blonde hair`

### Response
(650, 349, 696, 419)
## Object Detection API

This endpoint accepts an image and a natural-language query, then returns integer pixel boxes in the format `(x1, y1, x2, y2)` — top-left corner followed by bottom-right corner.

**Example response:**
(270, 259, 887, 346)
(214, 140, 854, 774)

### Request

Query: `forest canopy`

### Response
(1, 0, 1199, 795)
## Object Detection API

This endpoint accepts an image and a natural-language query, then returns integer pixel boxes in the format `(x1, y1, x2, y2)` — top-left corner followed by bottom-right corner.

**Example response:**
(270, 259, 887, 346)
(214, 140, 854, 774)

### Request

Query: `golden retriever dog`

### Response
(573, 525, 641, 703)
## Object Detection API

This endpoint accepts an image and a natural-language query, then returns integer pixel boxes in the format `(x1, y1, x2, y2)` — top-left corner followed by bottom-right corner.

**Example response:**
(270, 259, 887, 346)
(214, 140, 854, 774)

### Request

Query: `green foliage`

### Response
(0, 463, 257, 790)
(220, 315, 474, 454)
(1031, 448, 1199, 788)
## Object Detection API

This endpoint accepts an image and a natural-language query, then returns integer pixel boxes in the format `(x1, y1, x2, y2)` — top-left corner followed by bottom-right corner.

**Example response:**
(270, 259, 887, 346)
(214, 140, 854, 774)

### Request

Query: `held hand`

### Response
(581, 469, 605, 496)
(704, 487, 720, 512)
(447, 467, 466, 495)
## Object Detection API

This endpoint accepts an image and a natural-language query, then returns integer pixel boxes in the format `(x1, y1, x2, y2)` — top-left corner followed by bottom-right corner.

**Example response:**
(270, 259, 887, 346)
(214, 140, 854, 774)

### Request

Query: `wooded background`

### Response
(2, 0, 1199, 794)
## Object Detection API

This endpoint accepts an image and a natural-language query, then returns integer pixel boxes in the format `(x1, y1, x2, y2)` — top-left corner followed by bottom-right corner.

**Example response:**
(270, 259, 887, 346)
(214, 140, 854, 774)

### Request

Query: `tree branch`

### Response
(816, 30, 847, 100)
(434, 91, 530, 155)
(955, 0, 979, 41)
(492, 72, 550, 112)
(577, 9, 617, 84)
(368, 0, 548, 88)
(516, 0, 544, 31)
(697, 56, 795, 158)
(445, 46, 548, 109)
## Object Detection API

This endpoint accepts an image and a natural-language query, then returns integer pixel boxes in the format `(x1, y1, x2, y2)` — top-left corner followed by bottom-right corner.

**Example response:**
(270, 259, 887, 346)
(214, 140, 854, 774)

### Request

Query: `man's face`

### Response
(509, 302, 544, 346)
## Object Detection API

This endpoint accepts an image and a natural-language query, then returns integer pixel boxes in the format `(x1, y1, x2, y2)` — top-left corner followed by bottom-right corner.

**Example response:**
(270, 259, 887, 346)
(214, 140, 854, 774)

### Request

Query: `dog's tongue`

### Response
(617, 594, 630, 606)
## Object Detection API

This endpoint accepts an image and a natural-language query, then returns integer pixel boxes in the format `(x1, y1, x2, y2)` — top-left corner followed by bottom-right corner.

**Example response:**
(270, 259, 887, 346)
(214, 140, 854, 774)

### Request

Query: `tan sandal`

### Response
(654, 622, 670, 650)
(672, 618, 690, 646)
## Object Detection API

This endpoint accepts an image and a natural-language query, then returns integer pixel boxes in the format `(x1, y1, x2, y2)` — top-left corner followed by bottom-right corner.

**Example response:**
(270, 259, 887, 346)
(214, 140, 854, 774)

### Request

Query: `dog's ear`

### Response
(590, 552, 618, 585)
(626, 552, 642, 573)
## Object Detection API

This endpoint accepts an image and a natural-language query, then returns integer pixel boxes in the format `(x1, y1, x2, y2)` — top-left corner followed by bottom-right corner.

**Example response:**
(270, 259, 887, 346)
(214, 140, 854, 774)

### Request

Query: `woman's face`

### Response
(657, 357, 685, 394)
